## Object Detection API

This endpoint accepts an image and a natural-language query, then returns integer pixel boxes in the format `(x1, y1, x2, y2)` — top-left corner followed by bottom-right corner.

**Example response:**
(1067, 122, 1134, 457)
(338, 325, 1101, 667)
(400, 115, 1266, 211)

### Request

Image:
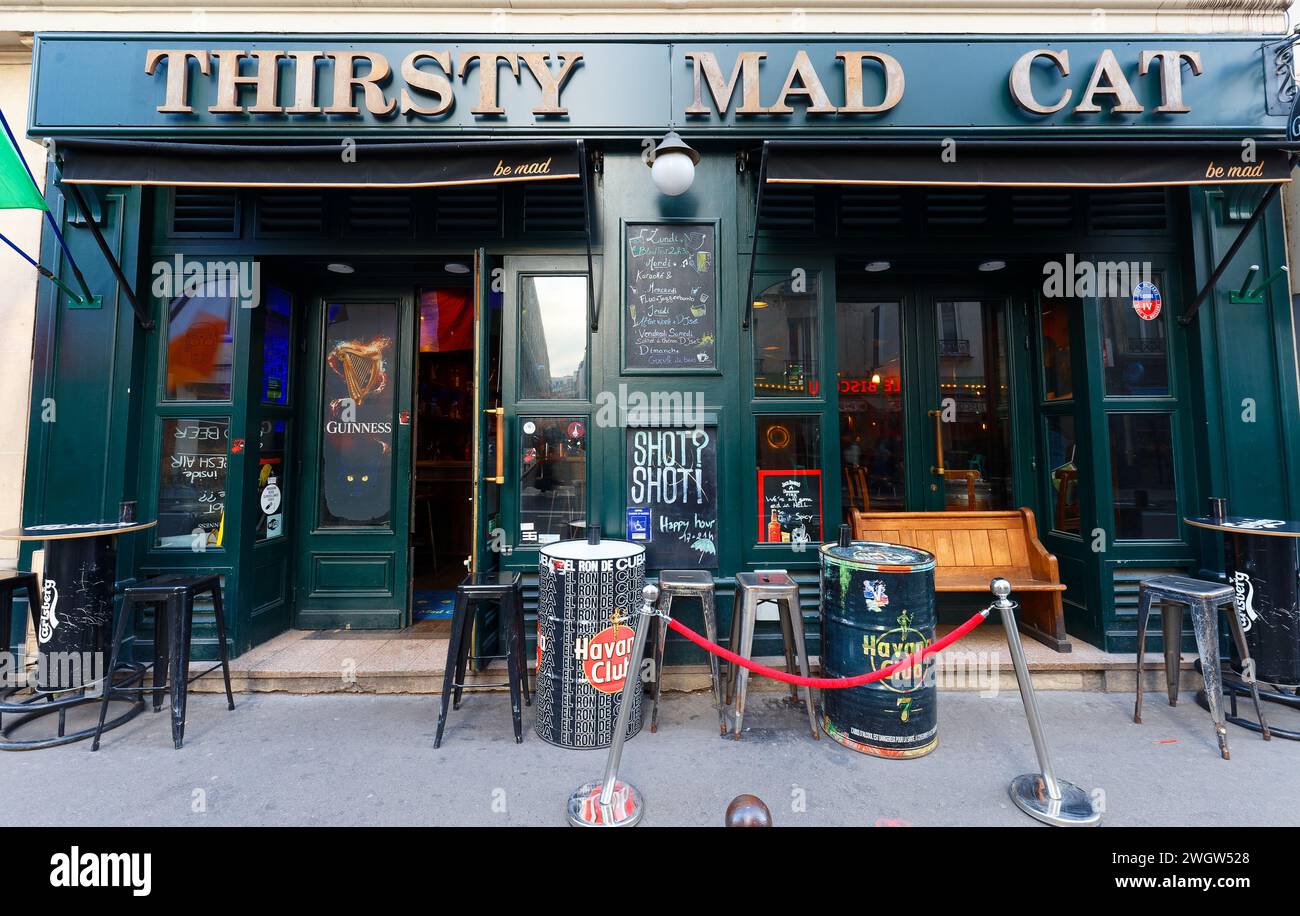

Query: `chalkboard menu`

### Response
(758, 469, 823, 544)
(623, 222, 717, 371)
(626, 426, 718, 568)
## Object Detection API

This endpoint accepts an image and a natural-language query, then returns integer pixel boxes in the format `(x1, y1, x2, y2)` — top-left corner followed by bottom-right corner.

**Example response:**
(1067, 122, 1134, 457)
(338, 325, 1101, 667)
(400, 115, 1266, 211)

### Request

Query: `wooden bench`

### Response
(850, 508, 1071, 653)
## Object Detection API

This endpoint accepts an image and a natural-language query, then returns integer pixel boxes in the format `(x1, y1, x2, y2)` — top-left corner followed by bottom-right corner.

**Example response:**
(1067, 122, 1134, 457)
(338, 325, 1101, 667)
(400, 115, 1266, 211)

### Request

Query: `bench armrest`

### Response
(1020, 507, 1060, 583)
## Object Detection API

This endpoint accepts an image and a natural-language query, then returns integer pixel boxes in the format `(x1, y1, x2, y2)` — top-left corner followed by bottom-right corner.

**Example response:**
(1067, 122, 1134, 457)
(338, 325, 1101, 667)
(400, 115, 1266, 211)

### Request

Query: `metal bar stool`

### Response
(93, 573, 236, 750)
(724, 571, 818, 739)
(435, 572, 530, 747)
(0, 570, 40, 700)
(651, 570, 724, 735)
(1133, 574, 1269, 759)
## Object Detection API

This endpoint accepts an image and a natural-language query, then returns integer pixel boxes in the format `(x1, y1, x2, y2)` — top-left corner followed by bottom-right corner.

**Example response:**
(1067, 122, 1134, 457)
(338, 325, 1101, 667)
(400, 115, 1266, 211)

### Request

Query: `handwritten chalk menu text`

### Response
(758, 469, 823, 544)
(626, 427, 719, 568)
(624, 222, 717, 370)
(158, 417, 229, 549)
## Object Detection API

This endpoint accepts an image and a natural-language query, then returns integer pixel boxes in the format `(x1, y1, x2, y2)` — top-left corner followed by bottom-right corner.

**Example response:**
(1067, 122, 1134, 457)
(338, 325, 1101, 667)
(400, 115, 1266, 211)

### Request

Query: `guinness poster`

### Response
(320, 302, 396, 527)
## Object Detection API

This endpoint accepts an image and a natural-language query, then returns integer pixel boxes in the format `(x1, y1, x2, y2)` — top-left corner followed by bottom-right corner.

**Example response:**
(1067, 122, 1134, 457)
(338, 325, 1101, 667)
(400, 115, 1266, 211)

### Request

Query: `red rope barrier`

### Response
(665, 608, 988, 689)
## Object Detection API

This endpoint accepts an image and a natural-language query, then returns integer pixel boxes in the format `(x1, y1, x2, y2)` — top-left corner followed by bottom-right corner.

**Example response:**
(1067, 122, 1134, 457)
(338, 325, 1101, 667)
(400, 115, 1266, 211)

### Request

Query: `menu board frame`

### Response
(620, 217, 721, 376)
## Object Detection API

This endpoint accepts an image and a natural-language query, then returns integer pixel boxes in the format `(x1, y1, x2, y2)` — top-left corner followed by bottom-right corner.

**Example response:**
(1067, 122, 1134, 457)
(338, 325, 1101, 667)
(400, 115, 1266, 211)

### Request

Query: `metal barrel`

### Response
(536, 537, 646, 748)
(819, 540, 938, 758)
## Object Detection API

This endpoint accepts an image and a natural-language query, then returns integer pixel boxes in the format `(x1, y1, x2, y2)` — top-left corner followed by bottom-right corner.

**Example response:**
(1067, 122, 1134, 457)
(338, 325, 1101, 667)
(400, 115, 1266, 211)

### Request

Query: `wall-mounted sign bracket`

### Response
(1229, 263, 1290, 304)
(60, 180, 153, 330)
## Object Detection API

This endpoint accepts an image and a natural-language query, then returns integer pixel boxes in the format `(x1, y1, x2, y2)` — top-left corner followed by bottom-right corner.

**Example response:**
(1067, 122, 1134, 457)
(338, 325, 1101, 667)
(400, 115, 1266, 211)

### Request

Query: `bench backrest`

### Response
(849, 508, 1046, 577)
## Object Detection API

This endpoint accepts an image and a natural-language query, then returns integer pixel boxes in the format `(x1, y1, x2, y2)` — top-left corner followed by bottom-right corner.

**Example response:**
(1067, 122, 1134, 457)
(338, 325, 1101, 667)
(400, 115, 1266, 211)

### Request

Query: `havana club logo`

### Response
(576, 609, 635, 694)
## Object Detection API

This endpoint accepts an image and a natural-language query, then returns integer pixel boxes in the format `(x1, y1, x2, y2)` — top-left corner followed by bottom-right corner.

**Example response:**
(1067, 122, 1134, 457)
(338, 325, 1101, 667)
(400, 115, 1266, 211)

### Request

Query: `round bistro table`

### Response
(0, 520, 156, 750)
(1185, 514, 1300, 740)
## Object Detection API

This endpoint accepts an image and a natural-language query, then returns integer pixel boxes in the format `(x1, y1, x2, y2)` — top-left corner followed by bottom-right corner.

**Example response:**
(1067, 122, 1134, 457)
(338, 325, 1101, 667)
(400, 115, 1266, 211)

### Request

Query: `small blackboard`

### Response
(623, 221, 717, 371)
(626, 426, 718, 568)
(758, 470, 823, 544)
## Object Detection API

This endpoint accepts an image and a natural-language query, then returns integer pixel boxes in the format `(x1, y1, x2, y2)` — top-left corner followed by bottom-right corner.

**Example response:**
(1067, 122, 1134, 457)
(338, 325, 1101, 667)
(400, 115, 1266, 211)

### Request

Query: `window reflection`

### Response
(1100, 275, 1168, 396)
(262, 287, 291, 405)
(837, 300, 904, 514)
(1046, 414, 1080, 534)
(753, 277, 820, 397)
(519, 275, 588, 400)
(1109, 413, 1177, 539)
(166, 288, 234, 401)
(1040, 304, 1072, 401)
(519, 416, 586, 545)
(157, 418, 228, 549)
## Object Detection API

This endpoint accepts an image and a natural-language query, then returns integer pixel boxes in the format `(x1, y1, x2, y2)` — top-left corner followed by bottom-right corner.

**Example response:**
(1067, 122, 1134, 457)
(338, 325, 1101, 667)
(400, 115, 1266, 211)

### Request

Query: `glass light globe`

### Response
(651, 151, 696, 196)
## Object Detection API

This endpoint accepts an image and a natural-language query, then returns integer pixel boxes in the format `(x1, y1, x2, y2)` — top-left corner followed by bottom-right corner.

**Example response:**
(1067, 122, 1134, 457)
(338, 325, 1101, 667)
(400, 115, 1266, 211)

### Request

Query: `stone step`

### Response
(188, 623, 1199, 696)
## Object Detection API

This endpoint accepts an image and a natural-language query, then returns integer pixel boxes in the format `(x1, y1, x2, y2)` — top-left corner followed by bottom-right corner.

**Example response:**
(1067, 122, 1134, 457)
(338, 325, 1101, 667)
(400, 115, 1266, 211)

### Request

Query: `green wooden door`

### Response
(294, 288, 414, 629)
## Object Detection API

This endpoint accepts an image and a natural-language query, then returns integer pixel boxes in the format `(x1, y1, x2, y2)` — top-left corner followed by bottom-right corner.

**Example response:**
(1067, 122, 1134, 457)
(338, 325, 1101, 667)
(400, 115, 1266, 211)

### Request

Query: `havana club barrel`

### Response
(536, 536, 647, 748)
(819, 540, 938, 758)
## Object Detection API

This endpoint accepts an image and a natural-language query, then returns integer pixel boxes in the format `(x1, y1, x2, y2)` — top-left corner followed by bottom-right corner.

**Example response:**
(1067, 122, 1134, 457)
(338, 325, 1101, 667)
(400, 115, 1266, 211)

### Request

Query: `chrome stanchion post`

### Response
(566, 584, 659, 827)
(993, 578, 1101, 827)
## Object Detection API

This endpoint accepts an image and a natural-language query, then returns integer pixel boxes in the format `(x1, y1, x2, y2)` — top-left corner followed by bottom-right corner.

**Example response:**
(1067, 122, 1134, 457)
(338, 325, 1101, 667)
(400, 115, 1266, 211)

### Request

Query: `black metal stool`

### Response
(725, 571, 818, 740)
(93, 573, 236, 751)
(651, 570, 724, 734)
(1133, 574, 1269, 759)
(0, 570, 39, 700)
(435, 572, 529, 747)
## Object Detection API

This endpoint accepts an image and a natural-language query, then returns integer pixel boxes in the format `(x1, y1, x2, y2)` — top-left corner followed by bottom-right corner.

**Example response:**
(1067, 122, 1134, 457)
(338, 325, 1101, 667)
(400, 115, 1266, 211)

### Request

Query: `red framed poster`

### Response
(757, 469, 823, 544)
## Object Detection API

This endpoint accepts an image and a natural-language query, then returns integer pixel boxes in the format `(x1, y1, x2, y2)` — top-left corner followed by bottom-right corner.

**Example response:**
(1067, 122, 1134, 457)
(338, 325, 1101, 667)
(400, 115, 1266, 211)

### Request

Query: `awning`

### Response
(763, 140, 1294, 189)
(51, 137, 598, 330)
(57, 138, 582, 189)
(57, 136, 579, 188)
(743, 140, 1297, 330)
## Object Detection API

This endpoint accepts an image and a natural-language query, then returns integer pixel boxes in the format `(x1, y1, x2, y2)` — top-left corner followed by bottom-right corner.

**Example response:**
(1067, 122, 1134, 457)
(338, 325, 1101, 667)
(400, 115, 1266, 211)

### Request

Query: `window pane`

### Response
(165, 290, 234, 400)
(753, 276, 820, 398)
(837, 300, 904, 514)
(261, 287, 291, 406)
(319, 302, 397, 528)
(756, 416, 822, 543)
(157, 418, 229, 549)
(1100, 275, 1168, 396)
(1046, 414, 1080, 534)
(936, 299, 1013, 510)
(1040, 303, 1072, 401)
(1109, 413, 1178, 539)
(257, 419, 288, 541)
(519, 417, 586, 545)
(519, 275, 588, 400)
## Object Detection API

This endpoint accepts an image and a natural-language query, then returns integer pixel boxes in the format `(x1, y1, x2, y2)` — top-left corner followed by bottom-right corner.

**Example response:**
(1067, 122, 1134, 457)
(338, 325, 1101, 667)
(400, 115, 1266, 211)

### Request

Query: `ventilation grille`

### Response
(924, 190, 990, 230)
(1087, 189, 1169, 233)
(522, 180, 586, 234)
(342, 192, 413, 238)
(760, 186, 818, 232)
(433, 187, 502, 235)
(256, 191, 326, 236)
(169, 189, 239, 236)
(1010, 191, 1076, 229)
(838, 190, 905, 231)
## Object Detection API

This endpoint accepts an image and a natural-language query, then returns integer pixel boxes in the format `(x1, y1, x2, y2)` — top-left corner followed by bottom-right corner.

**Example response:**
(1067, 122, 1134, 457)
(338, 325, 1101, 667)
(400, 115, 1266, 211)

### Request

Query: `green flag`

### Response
(0, 130, 46, 211)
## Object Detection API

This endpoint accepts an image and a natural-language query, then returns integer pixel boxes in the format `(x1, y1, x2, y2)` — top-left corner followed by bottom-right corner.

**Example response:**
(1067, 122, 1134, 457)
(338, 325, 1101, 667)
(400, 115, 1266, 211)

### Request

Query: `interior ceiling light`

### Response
(865, 261, 891, 272)
(444, 262, 471, 274)
(978, 260, 1007, 272)
(326, 262, 355, 274)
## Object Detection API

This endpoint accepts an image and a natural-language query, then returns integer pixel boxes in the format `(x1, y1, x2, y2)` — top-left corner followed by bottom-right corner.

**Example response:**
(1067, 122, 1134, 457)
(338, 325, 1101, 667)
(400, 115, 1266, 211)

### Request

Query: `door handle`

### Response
(483, 407, 505, 485)
(928, 408, 946, 477)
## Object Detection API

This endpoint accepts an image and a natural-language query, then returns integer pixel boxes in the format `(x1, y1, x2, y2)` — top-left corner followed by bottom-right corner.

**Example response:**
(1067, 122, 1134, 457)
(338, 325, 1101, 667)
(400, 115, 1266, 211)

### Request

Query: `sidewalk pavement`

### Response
(0, 689, 1294, 826)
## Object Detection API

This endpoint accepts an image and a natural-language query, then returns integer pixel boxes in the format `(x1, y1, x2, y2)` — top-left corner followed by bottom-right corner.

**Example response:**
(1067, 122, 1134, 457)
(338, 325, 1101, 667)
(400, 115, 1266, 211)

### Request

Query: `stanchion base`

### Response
(1009, 774, 1100, 827)
(566, 780, 644, 828)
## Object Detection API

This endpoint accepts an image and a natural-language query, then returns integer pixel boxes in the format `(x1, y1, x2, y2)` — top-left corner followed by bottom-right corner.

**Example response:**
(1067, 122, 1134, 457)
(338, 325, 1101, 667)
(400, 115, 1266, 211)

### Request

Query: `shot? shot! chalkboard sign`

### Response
(626, 426, 718, 568)
(623, 222, 717, 371)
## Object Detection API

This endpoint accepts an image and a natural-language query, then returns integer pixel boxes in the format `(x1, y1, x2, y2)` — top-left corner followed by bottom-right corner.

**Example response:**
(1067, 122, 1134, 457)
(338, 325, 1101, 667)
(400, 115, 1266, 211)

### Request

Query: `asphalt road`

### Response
(1, 689, 1295, 826)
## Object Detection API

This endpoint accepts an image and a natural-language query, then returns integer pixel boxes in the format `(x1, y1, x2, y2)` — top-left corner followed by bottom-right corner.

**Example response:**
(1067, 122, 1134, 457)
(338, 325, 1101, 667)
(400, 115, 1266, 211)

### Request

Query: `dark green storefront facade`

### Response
(14, 32, 1300, 666)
